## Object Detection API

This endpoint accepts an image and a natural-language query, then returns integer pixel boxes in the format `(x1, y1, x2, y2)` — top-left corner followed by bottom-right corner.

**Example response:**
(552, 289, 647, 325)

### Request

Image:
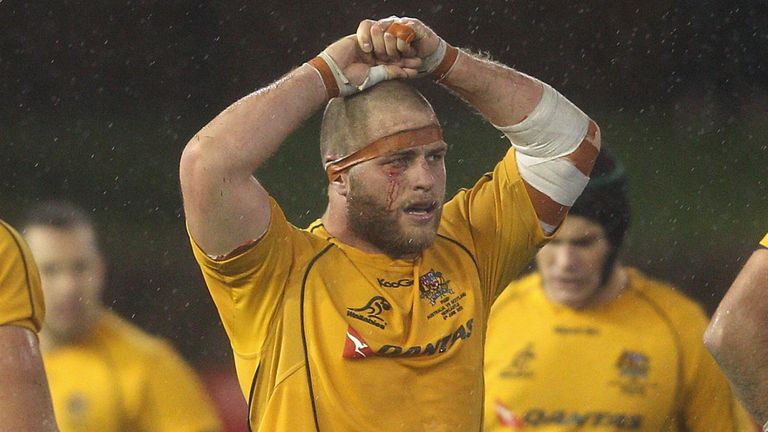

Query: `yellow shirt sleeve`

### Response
(0, 220, 44, 332)
(135, 341, 222, 432)
(760, 232, 768, 248)
(188, 198, 318, 393)
(441, 148, 551, 304)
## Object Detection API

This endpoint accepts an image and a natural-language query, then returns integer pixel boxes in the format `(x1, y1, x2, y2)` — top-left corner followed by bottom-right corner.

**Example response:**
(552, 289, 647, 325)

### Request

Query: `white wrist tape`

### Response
(496, 80, 590, 160)
(418, 38, 448, 76)
(318, 52, 390, 97)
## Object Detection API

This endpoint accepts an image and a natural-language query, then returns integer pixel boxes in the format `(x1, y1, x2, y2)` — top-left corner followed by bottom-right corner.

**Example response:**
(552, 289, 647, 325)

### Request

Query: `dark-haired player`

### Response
(484, 150, 753, 431)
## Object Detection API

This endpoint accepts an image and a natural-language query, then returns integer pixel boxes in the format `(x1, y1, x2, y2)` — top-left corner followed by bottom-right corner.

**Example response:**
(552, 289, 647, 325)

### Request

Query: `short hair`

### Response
(319, 81, 436, 165)
(21, 200, 95, 233)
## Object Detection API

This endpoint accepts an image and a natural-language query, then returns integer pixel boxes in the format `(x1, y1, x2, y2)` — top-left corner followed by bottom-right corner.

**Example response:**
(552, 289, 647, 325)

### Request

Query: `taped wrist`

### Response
(428, 41, 459, 82)
(307, 52, 390, 99)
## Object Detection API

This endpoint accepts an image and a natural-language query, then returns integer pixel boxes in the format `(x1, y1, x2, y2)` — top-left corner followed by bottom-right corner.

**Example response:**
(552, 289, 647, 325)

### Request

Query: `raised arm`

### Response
(357, 17, 602, 232)
(705, 238, 768, 425)
(179, 34, 418, 256)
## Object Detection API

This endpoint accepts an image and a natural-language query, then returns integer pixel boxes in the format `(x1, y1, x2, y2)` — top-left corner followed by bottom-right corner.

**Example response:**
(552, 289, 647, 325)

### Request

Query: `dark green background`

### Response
(2, 1, 767, 365)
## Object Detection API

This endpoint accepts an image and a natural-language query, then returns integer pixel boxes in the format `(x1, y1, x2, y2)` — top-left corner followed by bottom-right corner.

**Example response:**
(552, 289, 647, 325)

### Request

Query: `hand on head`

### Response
(313, 16, 445, 98)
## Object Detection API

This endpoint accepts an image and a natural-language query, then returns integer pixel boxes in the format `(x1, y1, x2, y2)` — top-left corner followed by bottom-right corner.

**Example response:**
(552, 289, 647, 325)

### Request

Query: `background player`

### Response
(21, 200, 222, 432)
(484, 150, 753, 431)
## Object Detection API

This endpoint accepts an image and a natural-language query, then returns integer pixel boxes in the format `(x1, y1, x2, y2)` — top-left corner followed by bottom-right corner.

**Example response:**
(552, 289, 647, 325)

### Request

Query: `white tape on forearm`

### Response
(516, 153, 589, 207)
(496, 81, 590, 160)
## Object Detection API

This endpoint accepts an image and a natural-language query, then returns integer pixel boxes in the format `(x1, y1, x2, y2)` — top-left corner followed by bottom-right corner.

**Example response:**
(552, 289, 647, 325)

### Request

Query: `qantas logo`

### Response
(378, 318, 473, 357)
(492, 405, 643, 429)
(346, 296, 392, 329)
(495, 400, 526, 429)
(343, 326, 374, 359)
(342, 319, 475, 360)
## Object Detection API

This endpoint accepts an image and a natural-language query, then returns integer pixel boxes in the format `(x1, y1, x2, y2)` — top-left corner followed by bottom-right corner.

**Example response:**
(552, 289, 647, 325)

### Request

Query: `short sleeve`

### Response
(187, 197, 310, 356)
(440, 148, 552, 304)
(0, 220, 45, 332)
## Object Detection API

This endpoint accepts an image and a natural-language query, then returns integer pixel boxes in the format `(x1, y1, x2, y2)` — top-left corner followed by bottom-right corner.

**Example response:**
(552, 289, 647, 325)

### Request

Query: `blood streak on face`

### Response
(386, 177, 400, 211)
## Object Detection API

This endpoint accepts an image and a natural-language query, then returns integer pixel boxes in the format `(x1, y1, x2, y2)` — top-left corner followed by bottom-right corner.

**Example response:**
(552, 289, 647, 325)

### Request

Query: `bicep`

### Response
(0, 326, 58, 431)
(180, 141, 272, 258)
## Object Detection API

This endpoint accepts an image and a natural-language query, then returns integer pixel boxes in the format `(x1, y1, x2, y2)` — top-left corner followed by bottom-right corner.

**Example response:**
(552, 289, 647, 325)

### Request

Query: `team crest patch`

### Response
(418, 269, 454, 305)
(346, 296, 392, 329)
(609, 350, 655, 396)
(616, 350, 649, 378)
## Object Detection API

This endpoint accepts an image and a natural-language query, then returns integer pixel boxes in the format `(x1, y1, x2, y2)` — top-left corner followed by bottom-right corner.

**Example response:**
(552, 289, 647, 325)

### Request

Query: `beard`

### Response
(346, 183, 443, 259)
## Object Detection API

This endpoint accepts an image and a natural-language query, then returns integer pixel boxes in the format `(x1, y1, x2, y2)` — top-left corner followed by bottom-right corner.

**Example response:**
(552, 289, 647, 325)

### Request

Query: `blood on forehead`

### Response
(325, 124, 443, 182)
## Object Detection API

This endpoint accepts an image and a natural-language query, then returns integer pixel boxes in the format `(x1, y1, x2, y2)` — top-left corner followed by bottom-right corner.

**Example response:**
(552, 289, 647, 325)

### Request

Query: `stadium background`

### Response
(2, 1, 767, 428)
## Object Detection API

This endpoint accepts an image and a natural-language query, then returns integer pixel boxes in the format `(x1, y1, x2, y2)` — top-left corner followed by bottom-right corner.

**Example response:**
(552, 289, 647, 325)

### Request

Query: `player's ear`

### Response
(328, 172, 349, 197)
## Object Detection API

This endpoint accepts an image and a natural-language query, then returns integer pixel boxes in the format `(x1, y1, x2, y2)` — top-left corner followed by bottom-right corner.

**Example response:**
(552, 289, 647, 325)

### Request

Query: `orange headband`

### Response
(325, 124, 443, 182)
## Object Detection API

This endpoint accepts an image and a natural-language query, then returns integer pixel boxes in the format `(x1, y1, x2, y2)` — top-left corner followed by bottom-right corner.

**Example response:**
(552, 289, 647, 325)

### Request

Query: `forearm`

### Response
(440, 47, 600, 232)
(440, 50, 543, 126)
(186, 64, 327, 177)
(705, 248, 768, 422)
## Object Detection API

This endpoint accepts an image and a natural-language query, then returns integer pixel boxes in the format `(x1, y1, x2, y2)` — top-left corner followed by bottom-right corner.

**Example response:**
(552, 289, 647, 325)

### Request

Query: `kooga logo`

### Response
(377, 278, 414, 288)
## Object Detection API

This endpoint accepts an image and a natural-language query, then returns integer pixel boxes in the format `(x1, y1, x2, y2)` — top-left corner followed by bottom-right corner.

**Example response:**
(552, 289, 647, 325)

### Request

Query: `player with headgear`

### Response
(484, 149, 754, 431)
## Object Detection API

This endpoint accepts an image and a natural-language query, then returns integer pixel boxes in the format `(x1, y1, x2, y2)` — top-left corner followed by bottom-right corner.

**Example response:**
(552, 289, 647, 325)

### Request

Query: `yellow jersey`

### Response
(44, 311, 222, 432)
(760, 232, 767, 248)
(0, 219, 44, 332)
(190, 149, 550, 431)
(484, 268, 752, 431)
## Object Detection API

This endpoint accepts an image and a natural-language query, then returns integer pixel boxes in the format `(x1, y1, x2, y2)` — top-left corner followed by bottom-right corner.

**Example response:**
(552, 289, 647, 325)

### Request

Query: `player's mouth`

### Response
(403, 200, 438, 223)
(552, 277, 587, 291)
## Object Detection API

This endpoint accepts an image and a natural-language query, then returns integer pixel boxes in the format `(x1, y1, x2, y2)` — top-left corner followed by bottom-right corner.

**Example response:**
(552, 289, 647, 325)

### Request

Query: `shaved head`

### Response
(319, 81, 438, 166)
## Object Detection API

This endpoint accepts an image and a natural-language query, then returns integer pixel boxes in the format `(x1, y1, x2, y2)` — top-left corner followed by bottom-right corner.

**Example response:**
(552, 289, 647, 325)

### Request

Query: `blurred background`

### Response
(2, 1, 767, 429)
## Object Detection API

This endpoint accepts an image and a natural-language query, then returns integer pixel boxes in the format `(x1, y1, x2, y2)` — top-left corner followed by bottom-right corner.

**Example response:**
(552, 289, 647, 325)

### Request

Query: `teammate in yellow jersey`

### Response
(180, 15, 600, 432)
(484, 150, 754, 431)
(0, 219, 59, 431)
(21, 201, 222, 432)
(706, 232, 768, 430)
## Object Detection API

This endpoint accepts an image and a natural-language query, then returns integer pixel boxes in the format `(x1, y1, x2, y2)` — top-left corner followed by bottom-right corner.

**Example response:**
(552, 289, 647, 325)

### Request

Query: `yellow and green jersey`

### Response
(0, 219, 44, 332)
(760, 232, 767, 248)
(44, 311, 222, 432)
(190, 148, 550, 431)
(484, 269, 753, 431)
